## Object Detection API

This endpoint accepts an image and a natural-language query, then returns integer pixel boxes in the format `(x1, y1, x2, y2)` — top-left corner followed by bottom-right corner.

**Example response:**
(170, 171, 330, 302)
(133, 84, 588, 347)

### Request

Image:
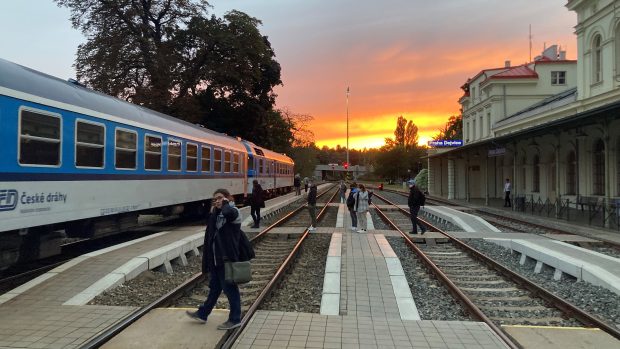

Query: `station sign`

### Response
(427, 140, 463, 147)
(488, 147, 506, 157)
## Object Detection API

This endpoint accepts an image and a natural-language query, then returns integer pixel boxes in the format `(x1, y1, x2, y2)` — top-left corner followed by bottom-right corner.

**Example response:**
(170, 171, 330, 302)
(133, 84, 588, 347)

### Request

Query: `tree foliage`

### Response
(55, 0, 288, 148)
(374, 115, 425, 181)
(433, 115, 463, 141)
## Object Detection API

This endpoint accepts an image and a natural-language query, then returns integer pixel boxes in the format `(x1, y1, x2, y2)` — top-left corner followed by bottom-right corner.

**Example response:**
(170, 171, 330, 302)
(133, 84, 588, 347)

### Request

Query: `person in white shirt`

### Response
(504, 178, 512, 207)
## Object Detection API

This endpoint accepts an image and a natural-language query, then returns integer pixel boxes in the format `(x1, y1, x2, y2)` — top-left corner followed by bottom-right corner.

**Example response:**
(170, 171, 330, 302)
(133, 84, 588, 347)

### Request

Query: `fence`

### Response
(512, 194, 620, 230)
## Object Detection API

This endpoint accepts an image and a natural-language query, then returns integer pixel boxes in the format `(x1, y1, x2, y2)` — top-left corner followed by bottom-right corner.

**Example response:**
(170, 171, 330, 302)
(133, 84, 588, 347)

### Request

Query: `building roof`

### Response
(487, 64, 538, 80)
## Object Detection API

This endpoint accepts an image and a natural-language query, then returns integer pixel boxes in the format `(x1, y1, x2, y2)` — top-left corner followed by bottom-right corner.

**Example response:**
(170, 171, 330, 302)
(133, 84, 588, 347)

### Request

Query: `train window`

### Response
(186, 143, 198, 172)
(201, 146, 211, 172)
(266, 161, 271, 175)
(233, 153, 239, 173)
(214, 148, 222, 172)
(224, 151, 231, 173)
(247, 155, 254, 171)
(168, 138, 182, 171)
(259, 159, 264, 174)
(75, 120, 104, 168)
(115, 128, 137, 169)
(144, 135, 162, 170)
(19, 109, 61, 166)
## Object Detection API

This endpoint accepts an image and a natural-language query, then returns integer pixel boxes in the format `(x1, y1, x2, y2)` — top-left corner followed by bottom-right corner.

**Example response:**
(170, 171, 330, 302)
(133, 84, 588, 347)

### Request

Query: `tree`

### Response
(433, 115, 463, 141)
(385, 115, 419, 150)
(55, 0, 289, 148)
(375, 115, 425, 180)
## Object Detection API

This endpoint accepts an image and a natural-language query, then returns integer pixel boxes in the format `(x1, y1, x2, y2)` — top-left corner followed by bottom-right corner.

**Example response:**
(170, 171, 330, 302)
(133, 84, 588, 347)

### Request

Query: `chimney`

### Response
(504, 60, 511, 68)
(559, 50, 566, 60)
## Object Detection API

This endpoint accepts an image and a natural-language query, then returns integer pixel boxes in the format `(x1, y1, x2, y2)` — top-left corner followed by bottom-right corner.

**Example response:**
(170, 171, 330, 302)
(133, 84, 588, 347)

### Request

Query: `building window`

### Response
(593, 139, 605, 195)
(593, 34, 602, 83)
(115, 129, 137, 169)
(487, 113, 491, 136)
(186, 143, 198, 172)
(566, 151, 576, 195)
(75, 120, 104, 168)
(551, 71, 566, 85)
(144, 135, 162, 170)
(479, 115, 483, 138)
(473, 119, 476, 140)
(201, 146, 211, 172)
(615, 24, 620, 77)
(532, 155, 540, 192)
(167, 138, 181, 171)
(19, 109, 61, 166)
(466, 122, 470, 142)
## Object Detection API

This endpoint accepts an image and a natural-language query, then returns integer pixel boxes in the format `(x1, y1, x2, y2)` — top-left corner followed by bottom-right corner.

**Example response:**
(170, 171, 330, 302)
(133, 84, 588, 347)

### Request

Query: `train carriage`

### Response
(0, 58, 294, 269)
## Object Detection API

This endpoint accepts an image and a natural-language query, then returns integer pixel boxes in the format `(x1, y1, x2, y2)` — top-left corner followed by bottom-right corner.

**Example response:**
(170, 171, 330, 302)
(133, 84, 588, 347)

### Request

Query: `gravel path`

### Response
(260, 233, 331, 313)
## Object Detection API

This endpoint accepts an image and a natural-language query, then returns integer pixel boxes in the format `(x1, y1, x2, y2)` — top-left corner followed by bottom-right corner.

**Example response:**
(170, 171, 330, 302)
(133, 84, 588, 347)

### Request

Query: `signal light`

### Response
(343, 162, 349, 170)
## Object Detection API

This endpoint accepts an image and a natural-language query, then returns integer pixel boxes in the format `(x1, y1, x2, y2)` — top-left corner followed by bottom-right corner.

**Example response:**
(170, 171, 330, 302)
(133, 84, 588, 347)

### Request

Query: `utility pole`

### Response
(346, 86, 350, 178)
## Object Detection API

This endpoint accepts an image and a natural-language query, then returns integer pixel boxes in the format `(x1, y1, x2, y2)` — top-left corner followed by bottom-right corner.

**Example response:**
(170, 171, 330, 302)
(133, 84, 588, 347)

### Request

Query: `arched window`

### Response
(593, 34, 603, 83)
(549, 154, 556, 192)
(615, 24, 620, 77)
(533, 155, 540, 192)
(567, 151, 577, 195)
(593, 139, 605, 195)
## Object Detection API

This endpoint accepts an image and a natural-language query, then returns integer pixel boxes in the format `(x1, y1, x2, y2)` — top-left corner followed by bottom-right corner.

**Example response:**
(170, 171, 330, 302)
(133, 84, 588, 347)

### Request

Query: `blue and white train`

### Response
(0, 58, 294, 269)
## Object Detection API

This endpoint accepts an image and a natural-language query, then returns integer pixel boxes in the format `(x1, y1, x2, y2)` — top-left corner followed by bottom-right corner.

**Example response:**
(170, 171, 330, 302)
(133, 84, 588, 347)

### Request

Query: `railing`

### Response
(512, 194, 620, 230)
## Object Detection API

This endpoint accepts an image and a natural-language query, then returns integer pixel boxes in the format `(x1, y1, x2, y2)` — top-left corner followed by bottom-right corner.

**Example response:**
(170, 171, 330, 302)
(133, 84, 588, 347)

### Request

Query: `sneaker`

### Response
(351, 227, 357, 231)
(421, 230, 426, 235)
(409, 231, 418, 235)
(356, 229, 366, 233)
(186, 310, 207, 324)
(308, 226, 315, 231)
(217, 320, 241, 330)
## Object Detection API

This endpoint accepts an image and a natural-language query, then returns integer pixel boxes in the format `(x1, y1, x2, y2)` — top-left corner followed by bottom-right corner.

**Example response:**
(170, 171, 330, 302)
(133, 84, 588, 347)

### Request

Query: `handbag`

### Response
(224, 261, 252, 284)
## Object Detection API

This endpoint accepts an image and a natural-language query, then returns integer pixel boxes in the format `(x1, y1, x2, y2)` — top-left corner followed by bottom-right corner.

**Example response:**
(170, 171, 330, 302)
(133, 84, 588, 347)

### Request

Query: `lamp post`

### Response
(346, 86, 350, 178)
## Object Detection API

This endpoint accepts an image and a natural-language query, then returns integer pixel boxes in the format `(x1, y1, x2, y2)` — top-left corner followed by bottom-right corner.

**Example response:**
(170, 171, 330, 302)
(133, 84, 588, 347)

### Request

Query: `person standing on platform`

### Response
(250, 179, 264, 228)
(407, 180, 426, 235)
(355, 184, 369, 233)
(347, 183, 359, 231)
(303, 176, 309, 193)
(186, 189, 242, 330)
(504, 178, 512, 207)
(339, 180, 347, 203)
(294, 174, 301, 196)
(307, 181, 317, 231)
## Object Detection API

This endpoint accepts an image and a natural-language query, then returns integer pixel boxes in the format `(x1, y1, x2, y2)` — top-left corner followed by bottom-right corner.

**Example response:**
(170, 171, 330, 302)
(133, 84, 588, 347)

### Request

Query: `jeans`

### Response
(349, 208, 357, 228)
(308, 205, 317, 226)
(356, 211, 367, 230)
(340, 191, 346, 203)
(198, 264, 241, 323)
(251, 206, 261, 226)
(409, 205, 426, 233)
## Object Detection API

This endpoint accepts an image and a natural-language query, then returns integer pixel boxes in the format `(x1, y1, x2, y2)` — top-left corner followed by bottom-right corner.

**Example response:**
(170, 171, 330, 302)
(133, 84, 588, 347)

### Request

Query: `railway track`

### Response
(79, 184, 339, 349)
(371, 191, 620, 346)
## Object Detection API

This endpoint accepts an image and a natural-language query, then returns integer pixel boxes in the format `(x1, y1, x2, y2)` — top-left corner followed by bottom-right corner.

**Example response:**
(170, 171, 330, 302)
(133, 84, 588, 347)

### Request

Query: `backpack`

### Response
(417, 192, 426, 206)
(346, 191, 356, 209)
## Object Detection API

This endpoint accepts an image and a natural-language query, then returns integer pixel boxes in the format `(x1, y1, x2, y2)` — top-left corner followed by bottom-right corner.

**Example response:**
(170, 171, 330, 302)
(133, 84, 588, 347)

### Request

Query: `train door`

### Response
(272, 161, 277, 190)
(246, 153, 255, 194)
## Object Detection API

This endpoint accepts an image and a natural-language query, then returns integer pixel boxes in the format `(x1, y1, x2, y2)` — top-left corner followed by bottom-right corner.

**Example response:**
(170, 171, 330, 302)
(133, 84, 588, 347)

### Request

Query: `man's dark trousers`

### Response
(504, 191, 511, 207)
(409, 205, 426, 234)
(198, 264, 241, 323)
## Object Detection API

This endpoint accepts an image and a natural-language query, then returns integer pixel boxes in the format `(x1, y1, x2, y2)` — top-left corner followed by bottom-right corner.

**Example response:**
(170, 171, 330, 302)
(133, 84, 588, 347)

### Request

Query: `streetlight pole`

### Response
(346, 86, 350, 175)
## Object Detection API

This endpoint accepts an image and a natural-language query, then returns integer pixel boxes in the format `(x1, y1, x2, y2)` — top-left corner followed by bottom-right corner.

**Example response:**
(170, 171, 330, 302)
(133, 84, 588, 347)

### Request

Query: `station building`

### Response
(427, 0, 620, 227)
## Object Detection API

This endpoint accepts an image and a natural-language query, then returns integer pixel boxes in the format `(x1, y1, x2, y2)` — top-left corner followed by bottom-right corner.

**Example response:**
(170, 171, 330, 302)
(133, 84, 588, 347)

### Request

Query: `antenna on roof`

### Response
(529, 24, 532, 62)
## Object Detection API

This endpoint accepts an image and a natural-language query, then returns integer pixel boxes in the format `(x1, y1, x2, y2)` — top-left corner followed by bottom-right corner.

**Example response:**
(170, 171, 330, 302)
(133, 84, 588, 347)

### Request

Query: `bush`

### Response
(414, 169, 428, 192)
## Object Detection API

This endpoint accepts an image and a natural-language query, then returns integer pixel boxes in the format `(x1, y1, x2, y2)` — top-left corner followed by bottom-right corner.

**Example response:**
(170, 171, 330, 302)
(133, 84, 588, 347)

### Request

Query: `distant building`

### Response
(427, 0, 620, 227)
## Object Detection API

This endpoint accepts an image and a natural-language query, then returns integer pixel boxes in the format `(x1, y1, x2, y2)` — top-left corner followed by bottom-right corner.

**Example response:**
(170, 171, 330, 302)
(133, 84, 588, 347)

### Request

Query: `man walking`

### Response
(307, 181, 317, 231)
(339, 180, 347, 203)
(294, 174, 301, 196)
(407, 180, 426, 235)
(250, 179, 264, 228)
(346, 183, 358, 231)
(504, 178, 512, 207)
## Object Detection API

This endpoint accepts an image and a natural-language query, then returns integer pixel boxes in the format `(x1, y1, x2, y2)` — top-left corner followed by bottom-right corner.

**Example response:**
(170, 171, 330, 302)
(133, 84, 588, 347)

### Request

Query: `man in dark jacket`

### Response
(294, 174, 301, 195)
(407, 180, 426, 235)
(186, 189, 242, 330)
(307, 181, 317, 231)
(250, 180, 264, 228)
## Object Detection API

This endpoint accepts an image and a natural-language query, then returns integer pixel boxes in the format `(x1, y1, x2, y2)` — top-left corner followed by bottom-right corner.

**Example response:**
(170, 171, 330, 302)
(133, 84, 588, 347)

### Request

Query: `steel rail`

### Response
(373, 191, 620, 342)
(371, 194, 520, 349)
(78, 185, 338, 349)
(220, 186, 339, 348)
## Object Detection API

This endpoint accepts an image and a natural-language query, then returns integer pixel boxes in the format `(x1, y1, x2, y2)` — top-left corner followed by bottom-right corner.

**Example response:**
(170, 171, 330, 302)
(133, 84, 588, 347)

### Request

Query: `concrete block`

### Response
(320, 293, 340, 316)
(117, 257, 149, 281)
(323, 273, 340, 294)
(171, 253, 188, 267)
(553, 269, 563, 281)
(156, 260, 173, 274)
(390, 275, 413, 299)
(385, 258, 405, 276)
(534, 261, 544, 274)
(580, 264, 620, 295)
(396, 297, 421, 321)
(325, 256, 341, 273)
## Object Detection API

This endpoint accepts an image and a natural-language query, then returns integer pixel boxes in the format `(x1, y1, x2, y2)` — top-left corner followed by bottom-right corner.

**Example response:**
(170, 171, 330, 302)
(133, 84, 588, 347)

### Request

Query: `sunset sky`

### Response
(0, 1, 577, 149)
